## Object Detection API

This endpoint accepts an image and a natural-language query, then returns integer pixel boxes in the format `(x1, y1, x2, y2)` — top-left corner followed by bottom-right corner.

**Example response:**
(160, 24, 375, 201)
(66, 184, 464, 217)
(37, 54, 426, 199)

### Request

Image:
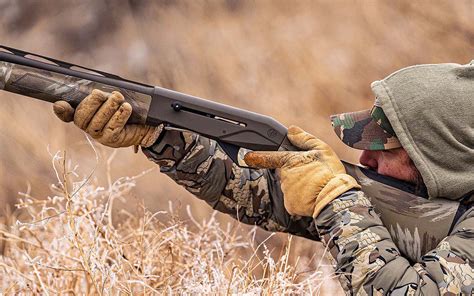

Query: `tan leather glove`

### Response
(53, 89, 161, 148)
(244, 125, 360, 218)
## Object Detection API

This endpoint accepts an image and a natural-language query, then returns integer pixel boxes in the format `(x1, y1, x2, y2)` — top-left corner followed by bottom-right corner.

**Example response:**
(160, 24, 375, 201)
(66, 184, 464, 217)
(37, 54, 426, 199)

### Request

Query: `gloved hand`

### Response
(53, 89, 161, 148)
(244, 125, 360, 218)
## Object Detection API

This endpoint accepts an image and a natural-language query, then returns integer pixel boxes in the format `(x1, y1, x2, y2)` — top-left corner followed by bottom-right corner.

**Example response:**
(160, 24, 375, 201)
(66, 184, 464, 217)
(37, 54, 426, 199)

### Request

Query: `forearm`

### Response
(142, 129, 317, 238)
(316, 189, 474, 295)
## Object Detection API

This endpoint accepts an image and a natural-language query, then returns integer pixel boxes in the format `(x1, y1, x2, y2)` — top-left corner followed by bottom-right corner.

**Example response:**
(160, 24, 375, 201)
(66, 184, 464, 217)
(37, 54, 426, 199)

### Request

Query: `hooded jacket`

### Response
(143, 62, 474, 295)
(372, 61, 474, 200)
(311, 62, 474, 295)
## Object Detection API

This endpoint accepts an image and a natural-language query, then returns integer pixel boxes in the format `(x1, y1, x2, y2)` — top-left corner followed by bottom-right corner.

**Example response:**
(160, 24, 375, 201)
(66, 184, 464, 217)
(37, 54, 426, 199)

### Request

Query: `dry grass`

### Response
(0, 1, 472, 294)
(0, 144, 335, 294)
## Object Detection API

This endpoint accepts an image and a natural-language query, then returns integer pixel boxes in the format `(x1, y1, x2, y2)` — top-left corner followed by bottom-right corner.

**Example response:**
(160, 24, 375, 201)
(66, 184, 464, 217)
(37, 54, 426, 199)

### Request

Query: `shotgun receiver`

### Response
(0, 45, 464, 261)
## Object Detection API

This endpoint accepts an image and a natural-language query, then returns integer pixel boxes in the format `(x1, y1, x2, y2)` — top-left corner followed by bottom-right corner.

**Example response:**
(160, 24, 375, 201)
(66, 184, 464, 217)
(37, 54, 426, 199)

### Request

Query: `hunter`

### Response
(53, 62, 474, 295)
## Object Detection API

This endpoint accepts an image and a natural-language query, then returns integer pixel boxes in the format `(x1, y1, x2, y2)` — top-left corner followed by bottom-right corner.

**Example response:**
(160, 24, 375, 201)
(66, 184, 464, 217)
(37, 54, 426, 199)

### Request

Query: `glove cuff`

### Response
(140, 124, 164, 148)
(312, 174, 361, 218)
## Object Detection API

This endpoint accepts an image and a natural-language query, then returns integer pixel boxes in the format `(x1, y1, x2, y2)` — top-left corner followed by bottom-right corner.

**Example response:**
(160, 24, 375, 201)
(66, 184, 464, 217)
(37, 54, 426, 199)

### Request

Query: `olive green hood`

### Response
(371, 61, 474, 200)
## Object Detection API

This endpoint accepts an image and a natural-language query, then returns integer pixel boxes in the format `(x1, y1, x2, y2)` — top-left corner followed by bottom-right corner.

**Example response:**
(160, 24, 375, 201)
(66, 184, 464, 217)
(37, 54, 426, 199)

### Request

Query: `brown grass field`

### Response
(0, 0, 472, 294)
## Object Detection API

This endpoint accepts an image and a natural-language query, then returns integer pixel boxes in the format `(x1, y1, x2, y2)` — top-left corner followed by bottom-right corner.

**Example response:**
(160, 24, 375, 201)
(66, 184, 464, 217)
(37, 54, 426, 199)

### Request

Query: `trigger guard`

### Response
(217, 141, 249, 167)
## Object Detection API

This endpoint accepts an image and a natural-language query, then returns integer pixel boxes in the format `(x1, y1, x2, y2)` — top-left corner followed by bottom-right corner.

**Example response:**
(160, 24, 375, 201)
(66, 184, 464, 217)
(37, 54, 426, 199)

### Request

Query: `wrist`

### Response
(312, 174, 361, 217)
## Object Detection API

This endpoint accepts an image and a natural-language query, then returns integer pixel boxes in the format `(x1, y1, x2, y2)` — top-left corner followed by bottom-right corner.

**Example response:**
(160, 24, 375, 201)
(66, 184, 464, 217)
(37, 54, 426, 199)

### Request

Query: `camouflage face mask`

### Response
(330, 98, 401, 150)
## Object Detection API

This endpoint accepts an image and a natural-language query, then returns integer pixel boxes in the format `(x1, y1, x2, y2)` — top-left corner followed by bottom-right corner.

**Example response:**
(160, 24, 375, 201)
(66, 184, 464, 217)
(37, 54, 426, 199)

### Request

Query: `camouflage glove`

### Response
(53, 89, 161, 148)
(244, 125, 360, 218)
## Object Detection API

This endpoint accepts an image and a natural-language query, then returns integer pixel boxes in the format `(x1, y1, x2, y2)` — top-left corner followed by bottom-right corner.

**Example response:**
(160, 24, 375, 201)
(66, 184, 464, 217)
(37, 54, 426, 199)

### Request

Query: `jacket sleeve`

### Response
(315, 189, 474, 295)
(142, 128, 318, 239)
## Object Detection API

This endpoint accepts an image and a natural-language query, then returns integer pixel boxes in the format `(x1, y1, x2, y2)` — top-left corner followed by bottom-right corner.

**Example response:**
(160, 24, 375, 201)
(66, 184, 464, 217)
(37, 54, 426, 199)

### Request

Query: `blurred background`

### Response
(0, 0, 472, 294)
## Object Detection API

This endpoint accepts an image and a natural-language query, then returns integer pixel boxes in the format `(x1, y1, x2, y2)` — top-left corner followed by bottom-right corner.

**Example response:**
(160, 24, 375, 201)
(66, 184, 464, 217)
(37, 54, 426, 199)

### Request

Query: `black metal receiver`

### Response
(0, 45, 296, 165)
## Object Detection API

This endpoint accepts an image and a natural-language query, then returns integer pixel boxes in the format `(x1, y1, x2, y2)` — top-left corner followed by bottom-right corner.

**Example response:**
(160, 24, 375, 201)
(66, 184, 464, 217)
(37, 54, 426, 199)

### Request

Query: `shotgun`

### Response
(0, 45, 463, 261)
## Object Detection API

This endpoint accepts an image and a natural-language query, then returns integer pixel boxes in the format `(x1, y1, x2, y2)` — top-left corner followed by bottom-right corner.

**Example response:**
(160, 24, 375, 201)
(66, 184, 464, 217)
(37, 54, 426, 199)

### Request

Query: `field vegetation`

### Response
(0, 1, 472, 294)
(1, 149, 335, 294)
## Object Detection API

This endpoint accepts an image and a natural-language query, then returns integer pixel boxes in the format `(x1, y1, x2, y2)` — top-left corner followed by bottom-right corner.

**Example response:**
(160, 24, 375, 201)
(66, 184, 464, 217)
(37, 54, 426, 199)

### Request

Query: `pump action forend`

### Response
(0, 45, 296, 164)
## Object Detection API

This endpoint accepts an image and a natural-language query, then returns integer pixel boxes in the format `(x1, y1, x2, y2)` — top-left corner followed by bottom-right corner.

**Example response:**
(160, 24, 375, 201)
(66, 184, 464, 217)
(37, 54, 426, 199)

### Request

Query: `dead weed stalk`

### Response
(0, 150, 332, 294)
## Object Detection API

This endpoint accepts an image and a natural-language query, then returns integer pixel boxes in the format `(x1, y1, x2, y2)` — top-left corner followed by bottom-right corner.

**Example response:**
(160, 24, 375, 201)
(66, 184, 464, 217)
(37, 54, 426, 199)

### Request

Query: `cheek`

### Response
(376, 153, 417, 182)
(376, 161, 396, 176)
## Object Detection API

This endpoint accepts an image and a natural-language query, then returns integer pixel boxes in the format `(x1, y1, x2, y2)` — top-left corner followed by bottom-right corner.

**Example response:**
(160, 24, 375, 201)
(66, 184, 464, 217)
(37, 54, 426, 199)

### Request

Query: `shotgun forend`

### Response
(0, 45, 295, 164)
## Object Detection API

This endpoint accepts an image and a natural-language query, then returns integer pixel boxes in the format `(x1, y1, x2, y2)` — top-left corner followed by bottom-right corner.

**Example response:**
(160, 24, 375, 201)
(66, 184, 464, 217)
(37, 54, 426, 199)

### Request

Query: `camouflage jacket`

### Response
(143, 129, 474, 295)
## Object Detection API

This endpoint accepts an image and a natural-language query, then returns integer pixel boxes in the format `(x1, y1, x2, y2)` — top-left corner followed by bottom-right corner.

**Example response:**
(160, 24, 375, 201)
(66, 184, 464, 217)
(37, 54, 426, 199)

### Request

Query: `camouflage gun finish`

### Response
(0, 61, 152, 125)
(0, 45, 464, 256)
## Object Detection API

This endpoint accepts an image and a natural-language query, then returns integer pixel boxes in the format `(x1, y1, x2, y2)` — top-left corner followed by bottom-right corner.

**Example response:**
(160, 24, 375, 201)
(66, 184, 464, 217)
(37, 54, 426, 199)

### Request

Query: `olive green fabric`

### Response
(371, 62, 474, 200)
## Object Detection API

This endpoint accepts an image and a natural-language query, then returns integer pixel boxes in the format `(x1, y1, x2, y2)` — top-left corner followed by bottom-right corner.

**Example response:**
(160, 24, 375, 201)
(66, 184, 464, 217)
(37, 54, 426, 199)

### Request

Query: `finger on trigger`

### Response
(53, 100, 75, 122)
(74, 89, 108, 130)
(243, 151, 292, 169)
(101, 102, 132, 142)
(86, 91, 125, 137)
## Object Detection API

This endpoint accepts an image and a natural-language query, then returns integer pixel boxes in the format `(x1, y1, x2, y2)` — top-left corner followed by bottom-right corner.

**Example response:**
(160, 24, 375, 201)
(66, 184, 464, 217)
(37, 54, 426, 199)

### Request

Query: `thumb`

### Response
(244, 151, 294, 169)
(53, 101, 75, 122)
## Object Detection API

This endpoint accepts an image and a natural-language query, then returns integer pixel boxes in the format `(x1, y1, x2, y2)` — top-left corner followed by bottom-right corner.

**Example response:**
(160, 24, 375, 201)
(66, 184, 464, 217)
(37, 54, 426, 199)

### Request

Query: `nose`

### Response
(359, 150, 379, 170)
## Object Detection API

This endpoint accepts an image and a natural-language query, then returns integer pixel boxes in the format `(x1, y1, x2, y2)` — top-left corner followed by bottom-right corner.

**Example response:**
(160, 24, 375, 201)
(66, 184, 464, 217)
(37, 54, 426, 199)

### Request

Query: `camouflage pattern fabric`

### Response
(142, 128, 318, 239)
(344, 163, 460, 263)
(331, 105, 401, 151)
(143, 130, 473, 295)
(316, 189, 474, 295)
